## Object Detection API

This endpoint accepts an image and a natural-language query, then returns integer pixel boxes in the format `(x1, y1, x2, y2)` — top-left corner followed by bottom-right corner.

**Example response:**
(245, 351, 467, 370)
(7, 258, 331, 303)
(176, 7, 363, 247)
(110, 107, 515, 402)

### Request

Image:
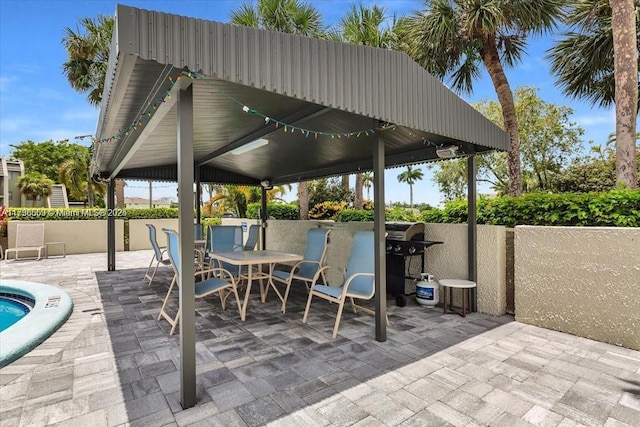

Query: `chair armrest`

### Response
(290, 260, 321, 275)
(310, 265, 340, 286)
(342, 272, 375, 297)
(196, 267, 237, 284)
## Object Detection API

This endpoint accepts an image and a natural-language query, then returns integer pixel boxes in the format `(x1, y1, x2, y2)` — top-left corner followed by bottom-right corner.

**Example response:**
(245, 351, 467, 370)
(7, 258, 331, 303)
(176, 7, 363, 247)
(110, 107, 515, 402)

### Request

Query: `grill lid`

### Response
(385, 222, 425, 241)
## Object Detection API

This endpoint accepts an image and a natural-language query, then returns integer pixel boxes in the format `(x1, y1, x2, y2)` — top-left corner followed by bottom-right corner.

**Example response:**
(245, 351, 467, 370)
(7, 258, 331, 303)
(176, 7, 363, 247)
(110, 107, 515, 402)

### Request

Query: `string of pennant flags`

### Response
(86, 69, 450, 151)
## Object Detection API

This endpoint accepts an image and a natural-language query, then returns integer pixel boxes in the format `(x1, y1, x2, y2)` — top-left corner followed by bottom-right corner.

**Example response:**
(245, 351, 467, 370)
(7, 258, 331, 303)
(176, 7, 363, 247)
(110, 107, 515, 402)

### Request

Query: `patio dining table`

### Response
(208, 250, 303, 320)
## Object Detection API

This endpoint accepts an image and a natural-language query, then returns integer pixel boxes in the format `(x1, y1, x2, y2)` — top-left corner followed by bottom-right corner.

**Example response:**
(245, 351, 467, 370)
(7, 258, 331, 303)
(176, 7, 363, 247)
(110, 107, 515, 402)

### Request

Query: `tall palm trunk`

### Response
(341, 175, 350, 193)
(481, 37, 523, 196)
(354, 173, 363, 209)
(115, 179, 125, 208)
(298, 181, 309, 220)
(610, 0, 638, 188)
(409, 184, 414, 209)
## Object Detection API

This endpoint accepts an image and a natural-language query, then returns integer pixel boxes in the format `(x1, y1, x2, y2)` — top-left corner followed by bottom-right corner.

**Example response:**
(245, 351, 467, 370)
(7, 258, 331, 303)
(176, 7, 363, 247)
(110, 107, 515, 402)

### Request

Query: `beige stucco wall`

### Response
(515, 226, 640, 350)
(424, 224, 507, 316)
(264, 221, 506, 315)
(128, 219, 179, 250)
(7, 220, 125, 255)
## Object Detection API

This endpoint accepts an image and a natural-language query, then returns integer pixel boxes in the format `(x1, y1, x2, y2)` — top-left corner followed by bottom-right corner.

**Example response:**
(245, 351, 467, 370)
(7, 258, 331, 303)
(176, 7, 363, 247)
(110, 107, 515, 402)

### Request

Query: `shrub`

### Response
(335, 209, 374, 222)
(246, 203, 299, 220)
(309, 201, 349, 220)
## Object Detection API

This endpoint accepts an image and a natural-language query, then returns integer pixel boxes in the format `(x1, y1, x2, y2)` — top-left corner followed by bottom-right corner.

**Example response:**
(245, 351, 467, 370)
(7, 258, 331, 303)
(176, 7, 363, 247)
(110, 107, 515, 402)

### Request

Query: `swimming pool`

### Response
(0, 280, 73, 368)
(0, 296, 32, 332)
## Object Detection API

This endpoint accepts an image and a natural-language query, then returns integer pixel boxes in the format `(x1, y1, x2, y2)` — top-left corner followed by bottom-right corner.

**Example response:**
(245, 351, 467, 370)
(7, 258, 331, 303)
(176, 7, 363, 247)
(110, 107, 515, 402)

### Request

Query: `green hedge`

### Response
(335, 209, 374, 222)
(6, 190, 638, 227)
(420, 190, 639, 227)
(246, 203, 299, 220)
(335, 207, 418, 222)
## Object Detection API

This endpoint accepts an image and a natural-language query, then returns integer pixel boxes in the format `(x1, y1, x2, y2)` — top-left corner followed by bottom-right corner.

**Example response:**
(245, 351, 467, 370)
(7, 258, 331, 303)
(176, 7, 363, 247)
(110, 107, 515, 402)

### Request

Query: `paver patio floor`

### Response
(1, 251, 639, 426)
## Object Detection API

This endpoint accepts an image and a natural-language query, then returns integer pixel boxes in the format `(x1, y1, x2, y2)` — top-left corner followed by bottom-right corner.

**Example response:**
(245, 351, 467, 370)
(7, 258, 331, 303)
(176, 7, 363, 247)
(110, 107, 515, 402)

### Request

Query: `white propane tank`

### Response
(416, 273, 439, 306)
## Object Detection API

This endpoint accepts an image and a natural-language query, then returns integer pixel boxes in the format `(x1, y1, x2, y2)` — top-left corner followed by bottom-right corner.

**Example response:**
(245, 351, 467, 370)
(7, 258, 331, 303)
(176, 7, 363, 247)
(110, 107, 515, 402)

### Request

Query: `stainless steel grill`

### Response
(385, 222, 442, 306)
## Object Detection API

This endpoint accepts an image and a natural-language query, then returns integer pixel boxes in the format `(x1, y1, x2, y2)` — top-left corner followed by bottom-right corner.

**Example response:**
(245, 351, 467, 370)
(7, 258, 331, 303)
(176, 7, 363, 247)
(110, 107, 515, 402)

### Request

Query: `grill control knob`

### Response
(386, 244, 392, 252)
(394, 245, 402, 252)
(408, 246, 416, 254)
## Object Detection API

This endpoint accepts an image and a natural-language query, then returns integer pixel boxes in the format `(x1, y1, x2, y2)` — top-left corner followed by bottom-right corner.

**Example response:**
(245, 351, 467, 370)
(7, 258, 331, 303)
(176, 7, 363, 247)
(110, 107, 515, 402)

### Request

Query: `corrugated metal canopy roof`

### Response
(94, 5, 509, 185)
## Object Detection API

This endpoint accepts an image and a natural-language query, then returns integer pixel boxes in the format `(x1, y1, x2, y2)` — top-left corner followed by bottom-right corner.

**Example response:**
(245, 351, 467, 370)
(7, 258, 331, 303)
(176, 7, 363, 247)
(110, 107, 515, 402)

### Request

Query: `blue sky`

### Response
(0, 0, 616, 207)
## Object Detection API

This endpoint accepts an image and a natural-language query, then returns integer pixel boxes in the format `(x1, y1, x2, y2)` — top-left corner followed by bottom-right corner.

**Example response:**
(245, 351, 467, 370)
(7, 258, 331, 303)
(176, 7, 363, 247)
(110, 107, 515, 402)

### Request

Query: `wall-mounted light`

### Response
(436, 145, 458, 159)
(231, 138, 269, 155)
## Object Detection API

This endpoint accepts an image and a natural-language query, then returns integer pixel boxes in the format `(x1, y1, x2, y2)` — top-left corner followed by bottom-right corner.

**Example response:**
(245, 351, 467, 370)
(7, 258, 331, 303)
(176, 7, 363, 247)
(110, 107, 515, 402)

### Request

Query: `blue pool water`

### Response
(0, 297, 31, 332)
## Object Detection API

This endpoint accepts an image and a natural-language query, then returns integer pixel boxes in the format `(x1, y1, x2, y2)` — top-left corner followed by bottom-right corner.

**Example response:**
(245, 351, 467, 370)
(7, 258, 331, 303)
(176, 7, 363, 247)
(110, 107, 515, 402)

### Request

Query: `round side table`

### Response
(439, 279, 477, 317)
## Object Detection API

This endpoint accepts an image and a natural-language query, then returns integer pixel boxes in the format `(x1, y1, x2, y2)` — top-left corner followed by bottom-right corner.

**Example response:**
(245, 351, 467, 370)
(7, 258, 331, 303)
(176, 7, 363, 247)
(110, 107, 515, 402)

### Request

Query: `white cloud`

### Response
(574, 108, 615, 127)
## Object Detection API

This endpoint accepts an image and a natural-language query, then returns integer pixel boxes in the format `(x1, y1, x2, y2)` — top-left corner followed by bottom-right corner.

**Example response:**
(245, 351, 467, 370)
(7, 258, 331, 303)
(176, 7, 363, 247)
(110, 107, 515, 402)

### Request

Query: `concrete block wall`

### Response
(7, 220, 125, 256)
(128, 219, 179, 250)
(264, 221, 507, 316)
(515, 226, 640, 350)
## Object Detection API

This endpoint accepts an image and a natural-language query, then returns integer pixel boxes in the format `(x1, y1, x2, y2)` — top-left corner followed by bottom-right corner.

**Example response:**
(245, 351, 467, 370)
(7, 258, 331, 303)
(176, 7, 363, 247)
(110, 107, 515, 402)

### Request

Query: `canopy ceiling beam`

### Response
(196, 104, 331, 166)
(107, 66, 190, 179)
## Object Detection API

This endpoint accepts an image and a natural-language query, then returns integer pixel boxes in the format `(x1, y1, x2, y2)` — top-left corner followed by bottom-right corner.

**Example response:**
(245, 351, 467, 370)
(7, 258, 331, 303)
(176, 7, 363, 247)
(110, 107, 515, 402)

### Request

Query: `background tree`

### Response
(610, 0, 638, 188)
(431, 87, 584, 198)
(307, 178, 353, 209)
(230, 0, 325, 219)
(17, 173, 55, 207)
(397, 165, 424, 209)
(330, 3, 397, 208)
(551, 136, 640, 192)
(62, 15, 126, 206)
(62, 15, 113, 106)
(548, 0, 639, 189)
(401, 0, 565, 197)
(58, 145, 105, 207)
(9, 139, 75, 182)
(362, 172, 373, 199)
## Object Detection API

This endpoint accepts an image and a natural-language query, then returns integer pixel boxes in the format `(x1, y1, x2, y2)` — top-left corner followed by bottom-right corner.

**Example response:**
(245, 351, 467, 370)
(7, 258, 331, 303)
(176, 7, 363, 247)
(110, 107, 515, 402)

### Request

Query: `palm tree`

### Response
(397, 165, 424, 209)
(62, 15, 113, 106)
(330, 4, 398, 209)
(402, 0, 565, 197)
(548, 0, 638, 189)
(18, 173, 54, 207)
(58, 145, 105, 207)
(230, 0, 325, 220)
(362, 172, 373, 199)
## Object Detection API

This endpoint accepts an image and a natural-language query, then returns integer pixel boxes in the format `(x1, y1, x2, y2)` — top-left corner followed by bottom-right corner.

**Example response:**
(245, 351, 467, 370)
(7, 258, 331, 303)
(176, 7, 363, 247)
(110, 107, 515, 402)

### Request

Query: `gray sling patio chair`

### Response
(302, 230, 387, 338)
(158, 228, 241, 335)
(270, 228, 330, 313)
(144, 224, 171, 285)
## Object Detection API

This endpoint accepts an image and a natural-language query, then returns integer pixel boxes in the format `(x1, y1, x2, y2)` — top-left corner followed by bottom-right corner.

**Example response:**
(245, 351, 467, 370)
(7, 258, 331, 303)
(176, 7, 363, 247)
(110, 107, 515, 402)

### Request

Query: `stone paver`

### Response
(2, 251, 640, 426)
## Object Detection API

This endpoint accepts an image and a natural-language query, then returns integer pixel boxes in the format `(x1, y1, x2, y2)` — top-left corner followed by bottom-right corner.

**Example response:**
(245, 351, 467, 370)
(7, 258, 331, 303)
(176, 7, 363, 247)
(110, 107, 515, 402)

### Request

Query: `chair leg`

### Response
(158, 276, 176, 321)
(169, 308, 180, 335)
(219, 289, 227, 310)
(332, 299, 347, 339)
(149, 261, 162, 286)
(302, 291, 315, 324)
(144, 255, 156, 282)
(281, 278, 294, 313)
(231, 287, 241, 316)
